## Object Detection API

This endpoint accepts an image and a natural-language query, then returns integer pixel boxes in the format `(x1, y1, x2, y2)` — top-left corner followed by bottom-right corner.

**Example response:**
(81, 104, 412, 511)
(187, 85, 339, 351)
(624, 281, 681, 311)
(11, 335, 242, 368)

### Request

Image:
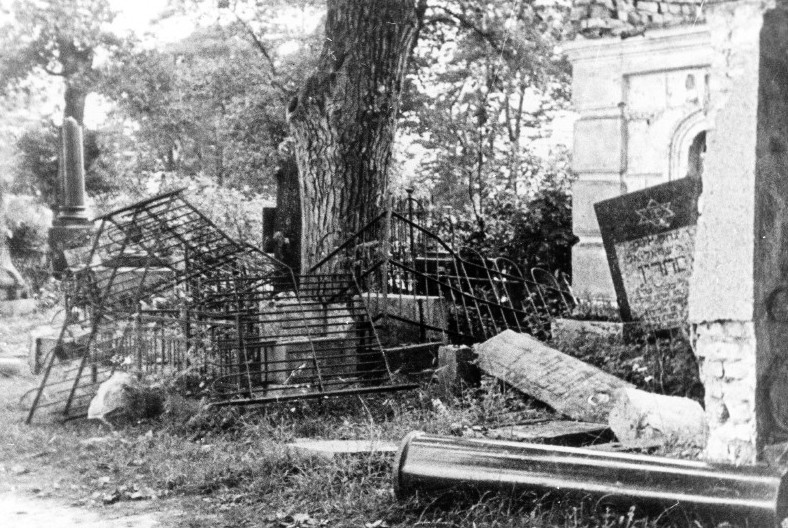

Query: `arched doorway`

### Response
(669, 110, 708, 181)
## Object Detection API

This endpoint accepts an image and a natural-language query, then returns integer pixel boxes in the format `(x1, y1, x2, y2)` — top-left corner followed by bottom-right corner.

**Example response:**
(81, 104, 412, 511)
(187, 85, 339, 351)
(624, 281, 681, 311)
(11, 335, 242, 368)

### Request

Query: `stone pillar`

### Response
(49, 117, 93, 274)
(689, 0, 788, 464)
(56, 117, 90, 224)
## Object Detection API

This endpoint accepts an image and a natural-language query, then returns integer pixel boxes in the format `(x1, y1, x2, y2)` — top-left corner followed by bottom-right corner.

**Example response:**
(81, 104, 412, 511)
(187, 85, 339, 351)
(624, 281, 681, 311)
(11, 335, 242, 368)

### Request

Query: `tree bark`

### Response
(287, 0, 423, 273)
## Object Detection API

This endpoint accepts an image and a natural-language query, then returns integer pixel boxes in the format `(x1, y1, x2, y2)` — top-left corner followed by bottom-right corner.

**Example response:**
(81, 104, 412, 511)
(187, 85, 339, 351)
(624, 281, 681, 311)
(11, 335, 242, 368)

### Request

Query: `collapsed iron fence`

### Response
(27, 189, 575, 421)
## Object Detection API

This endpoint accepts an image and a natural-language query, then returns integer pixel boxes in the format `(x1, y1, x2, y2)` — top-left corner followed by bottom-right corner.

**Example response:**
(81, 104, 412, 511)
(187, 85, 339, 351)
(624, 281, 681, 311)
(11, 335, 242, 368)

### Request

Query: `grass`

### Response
(0, 310, 738, 527)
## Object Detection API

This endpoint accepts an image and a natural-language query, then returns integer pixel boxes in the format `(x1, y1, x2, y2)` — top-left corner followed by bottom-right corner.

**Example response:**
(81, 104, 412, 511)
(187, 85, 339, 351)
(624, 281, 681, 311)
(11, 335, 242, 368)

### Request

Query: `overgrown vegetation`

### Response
(0, 362, 710, 528)
(552, 329, 703, 402)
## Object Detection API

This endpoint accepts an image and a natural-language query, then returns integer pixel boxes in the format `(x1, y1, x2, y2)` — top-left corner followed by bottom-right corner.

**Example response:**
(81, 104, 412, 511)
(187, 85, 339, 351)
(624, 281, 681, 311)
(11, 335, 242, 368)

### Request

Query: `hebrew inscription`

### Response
(594, 178, 700, 328)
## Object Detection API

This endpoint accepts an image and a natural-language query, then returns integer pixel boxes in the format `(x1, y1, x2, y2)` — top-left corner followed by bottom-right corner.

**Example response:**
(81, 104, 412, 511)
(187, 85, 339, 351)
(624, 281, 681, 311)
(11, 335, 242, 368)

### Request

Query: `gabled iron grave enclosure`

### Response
(26, 190, 575, 422)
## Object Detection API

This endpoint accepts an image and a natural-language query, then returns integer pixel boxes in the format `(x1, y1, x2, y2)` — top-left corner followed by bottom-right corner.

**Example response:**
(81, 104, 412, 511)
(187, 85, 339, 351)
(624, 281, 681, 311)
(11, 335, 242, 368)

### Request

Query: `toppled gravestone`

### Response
(475, 330, 634, 423)
(608, 387, 707, 447)
(88, 372, 165, 426)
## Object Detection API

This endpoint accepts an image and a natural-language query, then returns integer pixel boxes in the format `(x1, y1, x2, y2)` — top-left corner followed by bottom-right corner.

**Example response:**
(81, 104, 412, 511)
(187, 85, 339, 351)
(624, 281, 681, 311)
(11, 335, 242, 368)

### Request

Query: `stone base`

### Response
(49, 224, 94, 275)
(551, 318, 641, 347)
(28, 324, 90, 375)
(436, 345, 480, 397)
(359, 293, 448, 346)
(0, 298, 36, 317)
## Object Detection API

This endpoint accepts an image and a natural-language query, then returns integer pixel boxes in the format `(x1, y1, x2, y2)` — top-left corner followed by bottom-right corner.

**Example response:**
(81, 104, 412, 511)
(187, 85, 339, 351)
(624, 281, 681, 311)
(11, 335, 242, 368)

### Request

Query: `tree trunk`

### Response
(287, 0, 423, 273)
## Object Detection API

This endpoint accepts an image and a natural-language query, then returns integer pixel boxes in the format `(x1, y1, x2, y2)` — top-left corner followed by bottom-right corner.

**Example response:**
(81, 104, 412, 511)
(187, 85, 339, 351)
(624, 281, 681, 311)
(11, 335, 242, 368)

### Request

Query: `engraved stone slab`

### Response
(475, 330, 633, 423)
(594, 177, 700, 328)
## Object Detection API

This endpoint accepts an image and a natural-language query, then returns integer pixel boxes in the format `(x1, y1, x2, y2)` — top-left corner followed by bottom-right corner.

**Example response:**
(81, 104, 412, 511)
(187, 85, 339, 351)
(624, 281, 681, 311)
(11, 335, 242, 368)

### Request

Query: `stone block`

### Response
(0, 298, 36, 317)
(436, 345, 480, 396)
(269, 336, 356, 384)
(572, 179, 622, 237)
(722, 359, 749, 380)
(358, 293, 447, 346)
(589, 4, 611, 18)
(571, 241, 617, 302)
(637, 1, 660, 13)
(608, 387, 707, 447)
(28, 324, 90, 375)
(551, 318, 633, 346)
(570, 6, 588, 20)
(475, 330, 633, 423)
(581, 17, 610, 29)
(704, 360, 724, 379)
(572, 118, 623, 173)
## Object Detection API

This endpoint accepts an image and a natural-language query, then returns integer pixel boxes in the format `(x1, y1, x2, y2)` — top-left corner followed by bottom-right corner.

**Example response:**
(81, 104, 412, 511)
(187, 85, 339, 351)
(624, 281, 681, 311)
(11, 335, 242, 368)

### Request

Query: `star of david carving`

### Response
(635, 199, 675, 228)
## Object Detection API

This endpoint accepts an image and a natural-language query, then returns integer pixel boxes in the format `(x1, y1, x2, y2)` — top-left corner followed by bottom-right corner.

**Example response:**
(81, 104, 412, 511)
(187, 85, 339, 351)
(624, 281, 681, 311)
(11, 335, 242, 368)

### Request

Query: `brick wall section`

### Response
(693, 322, 757, 463)
(571, 0, 705, 38)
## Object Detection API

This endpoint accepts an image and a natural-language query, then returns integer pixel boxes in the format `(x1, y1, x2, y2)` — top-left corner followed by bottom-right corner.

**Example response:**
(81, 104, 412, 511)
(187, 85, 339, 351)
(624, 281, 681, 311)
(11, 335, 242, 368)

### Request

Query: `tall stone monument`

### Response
(689, 0, 788, 464)
(49, 117, 93, 274)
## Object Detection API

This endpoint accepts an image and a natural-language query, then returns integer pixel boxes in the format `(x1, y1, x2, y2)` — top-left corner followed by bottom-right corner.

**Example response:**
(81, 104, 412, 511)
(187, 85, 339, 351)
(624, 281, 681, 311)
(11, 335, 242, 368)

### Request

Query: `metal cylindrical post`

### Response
(393, 432, 788, 525)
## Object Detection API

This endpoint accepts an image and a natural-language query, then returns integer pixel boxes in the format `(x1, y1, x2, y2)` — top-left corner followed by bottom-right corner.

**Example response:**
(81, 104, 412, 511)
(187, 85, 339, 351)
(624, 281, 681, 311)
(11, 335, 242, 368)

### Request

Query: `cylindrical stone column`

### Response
(56, 117, 89, 224)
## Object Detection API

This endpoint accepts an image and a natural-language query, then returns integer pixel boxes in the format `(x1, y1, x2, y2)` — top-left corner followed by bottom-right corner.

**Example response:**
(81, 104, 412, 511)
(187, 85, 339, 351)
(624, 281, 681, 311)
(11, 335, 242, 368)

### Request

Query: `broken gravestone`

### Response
(88, 372, 165, 426)
(475, 330, 633, 423)
(594, 177, 700, 329)
(608, 387, 707, 447)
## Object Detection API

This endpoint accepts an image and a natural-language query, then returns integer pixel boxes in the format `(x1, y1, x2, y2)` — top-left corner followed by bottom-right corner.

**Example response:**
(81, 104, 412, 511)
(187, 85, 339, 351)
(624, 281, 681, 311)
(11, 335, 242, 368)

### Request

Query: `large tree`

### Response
(287, 0, 426, 272)
(0, 0, 123, 125)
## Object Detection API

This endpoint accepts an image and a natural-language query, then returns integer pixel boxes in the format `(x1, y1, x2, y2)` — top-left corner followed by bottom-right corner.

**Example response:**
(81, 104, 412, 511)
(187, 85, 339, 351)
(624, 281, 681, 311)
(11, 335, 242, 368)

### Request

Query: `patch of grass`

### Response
(0, 311, 726, 527)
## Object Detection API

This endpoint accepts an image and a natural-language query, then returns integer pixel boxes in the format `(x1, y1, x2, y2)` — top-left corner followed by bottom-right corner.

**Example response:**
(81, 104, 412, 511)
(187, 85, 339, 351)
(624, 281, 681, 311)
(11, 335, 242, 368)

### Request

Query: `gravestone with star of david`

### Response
(594, 177, 701, 329)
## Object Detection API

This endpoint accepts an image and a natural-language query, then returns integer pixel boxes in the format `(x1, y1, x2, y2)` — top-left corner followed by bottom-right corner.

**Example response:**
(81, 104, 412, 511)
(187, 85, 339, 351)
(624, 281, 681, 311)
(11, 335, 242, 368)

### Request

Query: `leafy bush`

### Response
(12, 123, 117, 206)
(552, 329, 703, 402)
(92, 172, 273, 246)
(5, 194, 52, 292)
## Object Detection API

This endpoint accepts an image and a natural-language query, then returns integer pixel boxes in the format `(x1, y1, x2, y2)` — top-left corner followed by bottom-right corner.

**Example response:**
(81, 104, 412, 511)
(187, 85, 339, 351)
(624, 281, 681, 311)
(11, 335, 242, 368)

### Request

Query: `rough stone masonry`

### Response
(689, 0, 788, 464)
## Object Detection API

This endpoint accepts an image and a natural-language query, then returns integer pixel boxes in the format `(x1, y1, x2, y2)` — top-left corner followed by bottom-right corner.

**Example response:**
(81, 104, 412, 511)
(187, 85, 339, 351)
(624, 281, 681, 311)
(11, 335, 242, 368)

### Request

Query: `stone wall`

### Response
(572, 0, 705, 38)
(689, 0, 788, 464)
(563, 26, 710, 302)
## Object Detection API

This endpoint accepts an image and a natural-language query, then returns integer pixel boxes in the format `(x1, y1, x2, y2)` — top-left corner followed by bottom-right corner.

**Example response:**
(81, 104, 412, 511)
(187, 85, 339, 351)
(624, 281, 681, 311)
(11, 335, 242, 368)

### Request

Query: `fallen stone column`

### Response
(608, 387, 707, 447)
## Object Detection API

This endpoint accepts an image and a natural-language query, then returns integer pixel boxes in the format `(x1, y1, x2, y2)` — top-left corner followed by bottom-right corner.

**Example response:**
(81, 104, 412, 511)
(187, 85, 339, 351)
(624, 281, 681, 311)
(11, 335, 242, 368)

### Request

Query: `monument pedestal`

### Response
(49, 223, 94, 275)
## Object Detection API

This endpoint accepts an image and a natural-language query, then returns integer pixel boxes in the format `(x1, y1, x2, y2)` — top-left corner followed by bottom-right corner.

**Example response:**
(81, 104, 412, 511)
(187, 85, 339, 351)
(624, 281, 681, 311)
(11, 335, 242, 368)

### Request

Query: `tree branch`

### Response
(426, 6, 504, 54)
(231, 10, 277, 78)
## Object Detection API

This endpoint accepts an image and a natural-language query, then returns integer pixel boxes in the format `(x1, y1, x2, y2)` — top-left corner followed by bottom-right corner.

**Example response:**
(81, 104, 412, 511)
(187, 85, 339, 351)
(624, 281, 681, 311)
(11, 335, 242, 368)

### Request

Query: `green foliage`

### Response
(0, 0, 119, 89)
(99, 9, 320, 194)
(92, 172, 271, 245)
(5, 194, 52, 291)
(553, 330, 703, 401)
(396, 0, 577, 276)
(12, 122, 115, 206)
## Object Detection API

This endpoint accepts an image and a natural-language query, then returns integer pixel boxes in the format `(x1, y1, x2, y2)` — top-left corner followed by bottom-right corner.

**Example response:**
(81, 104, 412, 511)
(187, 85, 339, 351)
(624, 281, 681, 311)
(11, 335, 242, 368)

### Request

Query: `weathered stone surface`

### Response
(87, 372, 164, 425)
(28, 324, 90, 374)
(608, 387, 707, 446)
(595, 177, 700, 328)
(0, 298, 36, 317)
(551, 318, 637, 347)
(436, 345, 480, 396)
(360, 293, 447, 345)
(486, 420, 613, 446)
(475, 330, 633, 423)
(687, 0, 788, 465)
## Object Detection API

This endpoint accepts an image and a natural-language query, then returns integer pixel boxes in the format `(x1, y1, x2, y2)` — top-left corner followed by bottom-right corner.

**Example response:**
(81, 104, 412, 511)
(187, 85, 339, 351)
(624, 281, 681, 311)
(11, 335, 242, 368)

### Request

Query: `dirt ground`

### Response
(0, 309, 180, 528)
